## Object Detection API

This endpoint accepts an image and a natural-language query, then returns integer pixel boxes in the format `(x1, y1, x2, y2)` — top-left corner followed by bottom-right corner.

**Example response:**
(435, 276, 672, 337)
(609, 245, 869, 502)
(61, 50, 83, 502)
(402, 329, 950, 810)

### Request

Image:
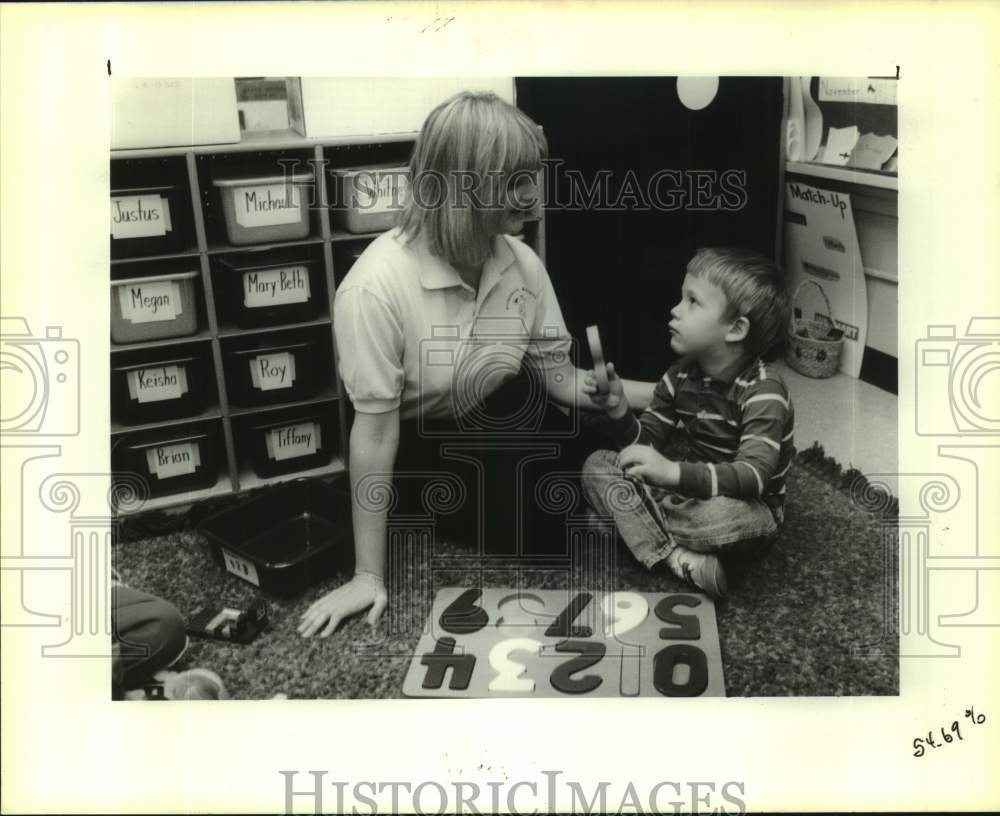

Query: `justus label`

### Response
(111, 195, 172, 239)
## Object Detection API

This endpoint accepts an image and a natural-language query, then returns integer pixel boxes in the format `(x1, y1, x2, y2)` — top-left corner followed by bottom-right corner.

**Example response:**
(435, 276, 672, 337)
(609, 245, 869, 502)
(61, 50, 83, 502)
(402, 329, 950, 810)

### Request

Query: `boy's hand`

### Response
(618, 444, 680, 487)
(583, 362, 630, 419)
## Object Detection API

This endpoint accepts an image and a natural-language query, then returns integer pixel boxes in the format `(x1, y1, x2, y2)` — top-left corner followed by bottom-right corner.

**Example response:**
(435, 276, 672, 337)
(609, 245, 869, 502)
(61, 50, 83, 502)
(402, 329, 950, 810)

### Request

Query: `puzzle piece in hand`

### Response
(402, 588, 725, 698)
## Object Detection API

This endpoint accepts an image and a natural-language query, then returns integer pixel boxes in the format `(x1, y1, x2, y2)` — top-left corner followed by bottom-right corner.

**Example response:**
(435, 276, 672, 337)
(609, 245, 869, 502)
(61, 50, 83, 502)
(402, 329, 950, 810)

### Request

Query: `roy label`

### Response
(249, 351, 296, 391)
(111, 195, 173, 240)
(127, 364, 189, 404)
(265, 421, 321, 461)
(118, 281, 183, 324)
(146, 441, 200, 480)
(233, 183, 303, 228)
(243, 265, 311, 308)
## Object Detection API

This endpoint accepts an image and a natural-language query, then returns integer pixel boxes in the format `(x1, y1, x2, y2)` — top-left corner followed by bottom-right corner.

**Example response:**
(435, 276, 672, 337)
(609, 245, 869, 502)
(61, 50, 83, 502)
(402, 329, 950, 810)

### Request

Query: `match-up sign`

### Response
(127, 365, 189, 404)
(118, 281, 183, 324)
(243, 265, 311, 308)
(234, 183, 302, 228)
(110, 195, 173, 239)
(146, 441, 200, 480)
(265, 421, 321, 461)
(249, 352, 296, 391)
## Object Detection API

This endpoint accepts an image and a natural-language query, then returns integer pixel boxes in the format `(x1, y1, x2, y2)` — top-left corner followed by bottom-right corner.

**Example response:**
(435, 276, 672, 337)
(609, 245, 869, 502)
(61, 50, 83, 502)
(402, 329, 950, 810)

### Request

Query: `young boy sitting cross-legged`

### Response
(581, 248, 794, 599)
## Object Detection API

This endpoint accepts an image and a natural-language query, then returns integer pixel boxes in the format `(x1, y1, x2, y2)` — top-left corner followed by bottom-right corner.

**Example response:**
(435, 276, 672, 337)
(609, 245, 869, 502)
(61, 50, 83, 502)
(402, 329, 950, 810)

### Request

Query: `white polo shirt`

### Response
(333, 228, 572, 420)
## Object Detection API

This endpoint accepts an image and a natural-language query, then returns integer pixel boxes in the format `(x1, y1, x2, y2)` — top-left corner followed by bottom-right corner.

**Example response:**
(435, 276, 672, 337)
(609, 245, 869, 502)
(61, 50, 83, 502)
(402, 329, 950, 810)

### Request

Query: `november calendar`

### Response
(402, 587, 726, 698)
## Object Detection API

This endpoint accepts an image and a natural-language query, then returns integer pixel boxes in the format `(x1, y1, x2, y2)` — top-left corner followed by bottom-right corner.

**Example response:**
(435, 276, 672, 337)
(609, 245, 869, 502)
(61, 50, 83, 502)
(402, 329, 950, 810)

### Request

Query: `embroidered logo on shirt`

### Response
(505, 287, 535, 318)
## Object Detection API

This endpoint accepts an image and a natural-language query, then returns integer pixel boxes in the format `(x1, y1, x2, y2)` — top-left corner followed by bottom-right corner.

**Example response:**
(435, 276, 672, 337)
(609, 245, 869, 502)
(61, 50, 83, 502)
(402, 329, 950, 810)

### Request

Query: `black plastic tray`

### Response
(224, 338, 318, 407)
(115, 424, 219, 499)
(247, 411, 333, 478)
(217, 254, 322, 329)
(110, 184, 192, 259)
(199, 477, 354, 595)
(111, 352, 208, 426)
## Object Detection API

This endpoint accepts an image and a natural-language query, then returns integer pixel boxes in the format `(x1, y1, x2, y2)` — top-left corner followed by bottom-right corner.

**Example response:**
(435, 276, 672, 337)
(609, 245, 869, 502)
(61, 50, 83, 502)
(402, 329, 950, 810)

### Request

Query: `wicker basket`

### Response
(786, 279, 844, 379)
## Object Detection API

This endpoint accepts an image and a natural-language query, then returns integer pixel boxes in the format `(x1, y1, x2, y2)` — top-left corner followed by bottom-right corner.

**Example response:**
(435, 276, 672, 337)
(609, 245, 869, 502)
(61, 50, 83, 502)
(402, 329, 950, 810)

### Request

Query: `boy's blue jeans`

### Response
(581, 449, 781, 568)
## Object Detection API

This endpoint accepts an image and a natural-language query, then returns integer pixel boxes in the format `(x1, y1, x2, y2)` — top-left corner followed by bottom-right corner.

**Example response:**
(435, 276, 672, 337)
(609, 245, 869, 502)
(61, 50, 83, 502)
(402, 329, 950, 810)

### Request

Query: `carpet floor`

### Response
(114, 444, 899, 698)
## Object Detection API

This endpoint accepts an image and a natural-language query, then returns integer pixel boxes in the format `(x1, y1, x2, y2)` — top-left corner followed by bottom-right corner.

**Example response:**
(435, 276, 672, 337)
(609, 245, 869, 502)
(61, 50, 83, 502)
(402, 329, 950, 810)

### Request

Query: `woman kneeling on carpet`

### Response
(298, 91, 652, 638)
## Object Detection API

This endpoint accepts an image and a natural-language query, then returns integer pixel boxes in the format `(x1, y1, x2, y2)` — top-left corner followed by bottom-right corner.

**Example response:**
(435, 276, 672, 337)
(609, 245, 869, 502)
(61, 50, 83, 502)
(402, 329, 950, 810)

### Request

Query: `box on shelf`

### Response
(217, 253, 322, 328)
(110, 269, 200, 344)
(111, 184, 192, 259)
(212, 171, 314, 246)
(225, 336, 320, 407)
(286, 77, 515, 138)
(114, 424, 219, 499)
(245, 411, 334, 479)
(111, 78, 241, 151)
(199, 477, 354, 595)
(329, 164, 408, 234)
(112, 349, 210, 426)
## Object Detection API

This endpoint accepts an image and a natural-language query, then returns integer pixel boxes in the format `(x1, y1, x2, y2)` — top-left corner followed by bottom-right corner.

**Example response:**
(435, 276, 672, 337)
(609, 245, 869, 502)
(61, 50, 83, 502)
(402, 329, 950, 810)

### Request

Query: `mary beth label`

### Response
(127, 365, 189, 404)
(351, 169, 408, 215)
(243, 265, 311, 308)
(249, 351, 296, 391)
(118, 280, 183, 324)
(233, 183, 303, 228)
(146, 441, 200, 480)
(265, 421, 321, 461)
(111, 195, 173, 240)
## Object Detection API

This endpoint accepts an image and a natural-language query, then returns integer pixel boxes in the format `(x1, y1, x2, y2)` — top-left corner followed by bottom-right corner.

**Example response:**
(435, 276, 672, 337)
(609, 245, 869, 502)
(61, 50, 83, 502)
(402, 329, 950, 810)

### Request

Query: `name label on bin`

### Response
(250, 352, 296, 391)
(266, 421, 321, 461)
(352, 170, 409, 215)
(234, 184, 303, 228)
(243, 266, 311, 308)
(127, 365, 189, 404)
(221, 548, 260, 587)
(111, 195, 173, 239)
(118, 281, 183, 324)
(146, 441, 200, 480)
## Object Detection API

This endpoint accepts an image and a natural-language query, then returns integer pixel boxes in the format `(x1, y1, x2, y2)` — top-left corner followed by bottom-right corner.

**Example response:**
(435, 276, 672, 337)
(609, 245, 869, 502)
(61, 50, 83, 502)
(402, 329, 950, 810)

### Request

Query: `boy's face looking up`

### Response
(668, 273, 741, 359)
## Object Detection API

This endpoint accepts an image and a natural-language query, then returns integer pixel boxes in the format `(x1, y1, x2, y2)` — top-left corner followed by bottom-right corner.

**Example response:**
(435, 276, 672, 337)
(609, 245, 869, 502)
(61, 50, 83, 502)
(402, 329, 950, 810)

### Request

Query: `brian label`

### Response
(145, 441, 200, 480)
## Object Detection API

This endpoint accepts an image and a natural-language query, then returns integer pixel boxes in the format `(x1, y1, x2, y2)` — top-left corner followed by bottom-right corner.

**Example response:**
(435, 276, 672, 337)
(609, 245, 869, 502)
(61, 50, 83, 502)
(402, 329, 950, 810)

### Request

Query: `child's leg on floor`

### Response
(112, 586, 187, 695)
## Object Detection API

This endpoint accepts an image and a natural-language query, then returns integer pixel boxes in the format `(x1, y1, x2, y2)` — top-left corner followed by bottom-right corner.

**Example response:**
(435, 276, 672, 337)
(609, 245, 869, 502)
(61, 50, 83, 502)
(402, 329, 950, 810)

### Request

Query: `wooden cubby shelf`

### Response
(110, 131, 546, 515)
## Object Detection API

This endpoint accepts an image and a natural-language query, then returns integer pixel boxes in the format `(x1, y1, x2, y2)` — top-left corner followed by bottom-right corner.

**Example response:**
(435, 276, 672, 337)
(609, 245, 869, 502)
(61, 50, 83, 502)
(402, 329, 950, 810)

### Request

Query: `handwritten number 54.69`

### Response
(912, 707, 986, 757)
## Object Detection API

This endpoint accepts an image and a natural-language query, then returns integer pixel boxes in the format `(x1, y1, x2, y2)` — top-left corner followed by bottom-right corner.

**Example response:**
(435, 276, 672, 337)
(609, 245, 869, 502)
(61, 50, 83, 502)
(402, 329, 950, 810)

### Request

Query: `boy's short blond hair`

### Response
(398, 91, 547, 270)
(687, 247, 791, 360)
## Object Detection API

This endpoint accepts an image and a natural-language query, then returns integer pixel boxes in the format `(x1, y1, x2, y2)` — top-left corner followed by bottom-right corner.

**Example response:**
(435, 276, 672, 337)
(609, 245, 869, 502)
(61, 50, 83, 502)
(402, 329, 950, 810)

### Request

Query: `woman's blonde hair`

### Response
(398, 91, 547, 270)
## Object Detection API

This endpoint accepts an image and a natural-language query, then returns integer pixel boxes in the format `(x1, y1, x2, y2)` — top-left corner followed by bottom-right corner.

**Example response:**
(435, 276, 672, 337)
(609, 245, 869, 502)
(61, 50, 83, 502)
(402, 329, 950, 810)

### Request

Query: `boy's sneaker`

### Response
(665, 546, 728, 600)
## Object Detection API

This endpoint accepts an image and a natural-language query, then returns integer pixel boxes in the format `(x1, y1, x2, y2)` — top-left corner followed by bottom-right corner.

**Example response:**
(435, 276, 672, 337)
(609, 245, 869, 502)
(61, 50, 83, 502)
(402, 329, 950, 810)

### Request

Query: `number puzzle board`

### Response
(402, 588, 725, 698)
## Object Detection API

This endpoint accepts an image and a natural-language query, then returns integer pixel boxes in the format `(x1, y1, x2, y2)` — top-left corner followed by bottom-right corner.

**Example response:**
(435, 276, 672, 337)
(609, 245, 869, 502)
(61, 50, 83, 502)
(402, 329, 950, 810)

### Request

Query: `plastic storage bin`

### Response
(110, 270, 200, 344)
(111, 184, 191, 259)
(115, 424, 219, 499)
(212, 171, 314, 246)
(199, 477, 353, 595)
(247, 412, 333, 478)
(329, 164, 408, 233)
(225, 337, 319, 407)
(217, 254, 321, 328)
(111, 351, 208, 426)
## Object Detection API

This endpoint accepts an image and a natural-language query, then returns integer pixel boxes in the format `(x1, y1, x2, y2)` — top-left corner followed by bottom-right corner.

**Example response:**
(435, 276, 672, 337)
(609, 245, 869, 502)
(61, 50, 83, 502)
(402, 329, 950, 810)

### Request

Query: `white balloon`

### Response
(677, 76, 720, 111)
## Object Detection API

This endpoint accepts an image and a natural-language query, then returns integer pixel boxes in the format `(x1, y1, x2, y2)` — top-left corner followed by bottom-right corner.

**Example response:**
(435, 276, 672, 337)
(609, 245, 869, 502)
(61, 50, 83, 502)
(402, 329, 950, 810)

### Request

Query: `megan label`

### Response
(118, 281, 183, 324)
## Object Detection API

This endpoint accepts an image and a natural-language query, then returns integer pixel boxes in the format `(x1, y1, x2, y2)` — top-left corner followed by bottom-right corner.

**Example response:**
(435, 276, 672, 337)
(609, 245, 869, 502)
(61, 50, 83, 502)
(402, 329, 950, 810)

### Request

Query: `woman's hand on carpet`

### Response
(297, 574, 388, 638)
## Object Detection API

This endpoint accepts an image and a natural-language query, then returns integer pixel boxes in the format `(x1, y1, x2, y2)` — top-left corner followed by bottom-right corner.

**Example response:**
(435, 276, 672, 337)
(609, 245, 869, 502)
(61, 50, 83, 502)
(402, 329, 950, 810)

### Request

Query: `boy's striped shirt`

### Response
(609, 356, 795, 509)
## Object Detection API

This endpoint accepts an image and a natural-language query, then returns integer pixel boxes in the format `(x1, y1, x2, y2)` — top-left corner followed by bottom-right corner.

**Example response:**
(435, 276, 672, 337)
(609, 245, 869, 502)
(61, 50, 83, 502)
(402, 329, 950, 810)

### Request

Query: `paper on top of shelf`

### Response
(820, 126, 860, 165)
(846, 133, 898, 171)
